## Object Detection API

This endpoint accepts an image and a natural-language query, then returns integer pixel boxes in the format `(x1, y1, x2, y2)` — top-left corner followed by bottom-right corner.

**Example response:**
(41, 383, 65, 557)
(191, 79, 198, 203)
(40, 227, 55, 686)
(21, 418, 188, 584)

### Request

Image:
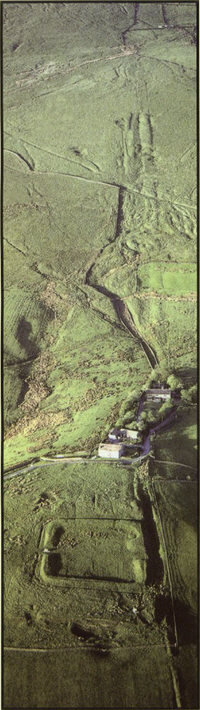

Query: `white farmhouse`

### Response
(98, 443, 125, 459)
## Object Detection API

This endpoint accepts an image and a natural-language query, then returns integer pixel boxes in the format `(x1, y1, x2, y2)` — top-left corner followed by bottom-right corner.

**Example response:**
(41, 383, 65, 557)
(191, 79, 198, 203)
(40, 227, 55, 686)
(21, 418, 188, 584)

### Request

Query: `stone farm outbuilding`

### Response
(119, 428, 139, 441)
(146, 388, 171, 402)
(108, 428, 139, 442)
(98, 443, 125, 459)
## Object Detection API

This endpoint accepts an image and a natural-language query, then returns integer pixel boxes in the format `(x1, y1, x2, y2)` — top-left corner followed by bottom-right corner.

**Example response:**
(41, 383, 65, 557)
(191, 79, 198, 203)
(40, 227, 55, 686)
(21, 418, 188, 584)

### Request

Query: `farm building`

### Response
(108, 428, 122, 441)
(108, 428, 139, 442)
(146, 388, 171, 402)
(98, 443, 125, 459)
(119, 428, 139, 441)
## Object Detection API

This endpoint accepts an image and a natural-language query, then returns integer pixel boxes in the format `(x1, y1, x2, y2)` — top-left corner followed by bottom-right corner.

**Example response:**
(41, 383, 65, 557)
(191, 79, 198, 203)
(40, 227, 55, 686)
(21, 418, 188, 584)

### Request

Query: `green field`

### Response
(150, 406, 197, 479)
(138, 263, 196, 296)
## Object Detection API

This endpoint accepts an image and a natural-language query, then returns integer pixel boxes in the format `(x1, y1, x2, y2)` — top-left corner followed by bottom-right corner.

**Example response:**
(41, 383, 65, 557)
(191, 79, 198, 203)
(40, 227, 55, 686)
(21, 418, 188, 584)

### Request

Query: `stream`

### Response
(85, 269, 159, 369)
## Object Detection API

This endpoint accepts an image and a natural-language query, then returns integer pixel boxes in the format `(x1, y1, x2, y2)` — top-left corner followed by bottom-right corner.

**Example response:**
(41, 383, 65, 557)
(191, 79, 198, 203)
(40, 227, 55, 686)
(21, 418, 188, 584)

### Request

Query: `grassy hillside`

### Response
(3, 4, 197, 708)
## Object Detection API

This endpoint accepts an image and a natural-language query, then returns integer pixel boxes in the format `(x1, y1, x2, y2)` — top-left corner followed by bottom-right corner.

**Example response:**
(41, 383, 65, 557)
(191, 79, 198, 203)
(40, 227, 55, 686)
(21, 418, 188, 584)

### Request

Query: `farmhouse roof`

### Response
(99, 442, 124, 451)
(146, 388, 171, 395)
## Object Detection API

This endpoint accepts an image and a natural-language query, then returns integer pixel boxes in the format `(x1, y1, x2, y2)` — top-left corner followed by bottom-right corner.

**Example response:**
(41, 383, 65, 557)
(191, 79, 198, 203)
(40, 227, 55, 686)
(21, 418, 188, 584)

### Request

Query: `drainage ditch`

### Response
(137, 482, 164, 586)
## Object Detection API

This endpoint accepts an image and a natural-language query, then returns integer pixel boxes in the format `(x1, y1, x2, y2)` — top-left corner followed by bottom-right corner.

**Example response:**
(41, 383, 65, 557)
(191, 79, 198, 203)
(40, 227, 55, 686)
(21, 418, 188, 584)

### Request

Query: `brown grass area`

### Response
(6, 351, 56, 439)
(39, 280, 66, 312)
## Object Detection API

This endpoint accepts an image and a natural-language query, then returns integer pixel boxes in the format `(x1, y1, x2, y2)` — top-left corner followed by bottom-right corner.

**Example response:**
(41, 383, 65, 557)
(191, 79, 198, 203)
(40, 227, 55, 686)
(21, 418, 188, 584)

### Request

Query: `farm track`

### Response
(134, 292, 196, 302)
